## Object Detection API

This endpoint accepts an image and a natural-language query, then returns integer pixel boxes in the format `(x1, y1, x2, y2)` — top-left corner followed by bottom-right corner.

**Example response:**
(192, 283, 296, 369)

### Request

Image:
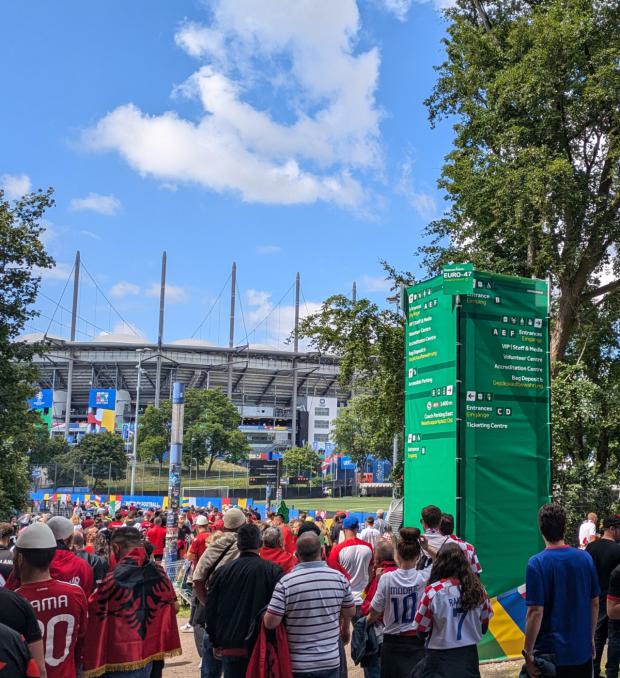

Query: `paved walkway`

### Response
(163, 620, 521, 677)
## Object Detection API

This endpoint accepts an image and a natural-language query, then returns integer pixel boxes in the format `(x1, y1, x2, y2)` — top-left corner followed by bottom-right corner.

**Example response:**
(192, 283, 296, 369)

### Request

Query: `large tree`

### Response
(138, 388, 249, 471)
(0, 188, 54, 516)
(423, 0, 619, 365)
(297, 295, 404, 460)
(66, 432, 127, 490)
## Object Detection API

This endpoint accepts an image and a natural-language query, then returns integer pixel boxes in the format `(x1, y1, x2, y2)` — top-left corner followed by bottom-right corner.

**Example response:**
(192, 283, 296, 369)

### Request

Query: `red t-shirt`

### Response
(280, 525, 296, 554)
(188, 532, 209, 563)
(146, 526, 167, 556)
(17, 579, 88, 678)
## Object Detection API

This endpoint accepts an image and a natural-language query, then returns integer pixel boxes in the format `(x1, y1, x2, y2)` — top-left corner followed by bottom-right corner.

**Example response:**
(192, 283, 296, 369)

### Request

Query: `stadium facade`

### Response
(27, 334, 346, 455)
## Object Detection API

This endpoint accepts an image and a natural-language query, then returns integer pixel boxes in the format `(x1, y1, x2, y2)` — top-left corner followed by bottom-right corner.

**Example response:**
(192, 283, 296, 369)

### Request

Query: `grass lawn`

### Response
(256, 496, 391, 514)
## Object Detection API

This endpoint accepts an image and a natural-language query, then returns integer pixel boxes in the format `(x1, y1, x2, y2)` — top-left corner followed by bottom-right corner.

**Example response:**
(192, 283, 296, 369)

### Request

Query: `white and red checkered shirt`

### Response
(423, 531, 483, 575)
(412, 578, 493, 649)
(449, 535, 483, 576)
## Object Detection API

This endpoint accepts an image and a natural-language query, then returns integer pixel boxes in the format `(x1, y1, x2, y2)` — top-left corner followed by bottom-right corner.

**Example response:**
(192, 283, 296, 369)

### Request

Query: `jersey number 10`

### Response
(391, 592, 418, 624)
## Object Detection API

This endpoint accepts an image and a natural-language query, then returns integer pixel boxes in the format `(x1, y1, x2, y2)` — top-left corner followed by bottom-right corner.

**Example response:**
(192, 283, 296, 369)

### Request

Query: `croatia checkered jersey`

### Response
(412, 577, 492, 650)
(449, 536, 482, 576)
(422, 531, 482, 576)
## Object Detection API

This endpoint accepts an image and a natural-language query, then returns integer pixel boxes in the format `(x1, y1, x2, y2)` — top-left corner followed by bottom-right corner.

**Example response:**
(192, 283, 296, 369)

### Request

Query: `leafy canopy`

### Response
(0, 188, 54, 516)
(424, 0, 620, 363)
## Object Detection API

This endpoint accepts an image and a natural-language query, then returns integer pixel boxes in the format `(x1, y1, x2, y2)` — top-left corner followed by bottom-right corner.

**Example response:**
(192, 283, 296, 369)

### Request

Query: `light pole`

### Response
(130, 348, 145, 496)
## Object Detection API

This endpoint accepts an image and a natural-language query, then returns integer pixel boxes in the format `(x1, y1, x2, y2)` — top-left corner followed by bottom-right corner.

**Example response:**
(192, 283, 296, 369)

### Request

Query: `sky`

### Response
(0, 0, 454, 349)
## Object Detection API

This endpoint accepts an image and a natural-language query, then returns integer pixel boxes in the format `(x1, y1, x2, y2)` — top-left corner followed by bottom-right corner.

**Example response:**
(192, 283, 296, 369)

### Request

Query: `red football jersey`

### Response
(17, 579, 88, 678)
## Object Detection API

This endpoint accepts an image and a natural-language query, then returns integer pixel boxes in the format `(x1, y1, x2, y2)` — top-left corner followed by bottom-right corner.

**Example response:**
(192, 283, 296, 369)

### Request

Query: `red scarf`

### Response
(82, 547, 181, 677)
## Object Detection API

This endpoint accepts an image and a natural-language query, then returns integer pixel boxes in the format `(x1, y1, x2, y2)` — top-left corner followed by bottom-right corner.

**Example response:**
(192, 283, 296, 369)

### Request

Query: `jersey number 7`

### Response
(452, 606, 467, 640)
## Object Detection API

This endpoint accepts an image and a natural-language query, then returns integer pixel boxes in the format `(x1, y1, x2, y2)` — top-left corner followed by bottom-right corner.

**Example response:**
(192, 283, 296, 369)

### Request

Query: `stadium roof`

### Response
(29, 337, 346, 408)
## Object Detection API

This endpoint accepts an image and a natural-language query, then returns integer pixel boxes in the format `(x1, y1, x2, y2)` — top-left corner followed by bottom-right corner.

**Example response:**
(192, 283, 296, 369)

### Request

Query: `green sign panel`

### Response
(404, 269, 550, 601)
(404, 277, 458, 524)
(443, 262, 474, 295)
(460, 272, 550, 596)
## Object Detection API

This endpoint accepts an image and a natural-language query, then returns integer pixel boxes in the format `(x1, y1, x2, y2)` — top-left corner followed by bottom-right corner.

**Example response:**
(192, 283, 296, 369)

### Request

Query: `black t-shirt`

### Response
(0, 587, 42, 643)
(586, 539, 620, 595)
(609, 564, 620, 600)
(0, 546, 14, 580)
(0, 622, 34, 678)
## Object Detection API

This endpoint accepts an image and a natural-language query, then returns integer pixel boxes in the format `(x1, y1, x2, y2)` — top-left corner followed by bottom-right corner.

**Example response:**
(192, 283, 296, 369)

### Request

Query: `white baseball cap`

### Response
(16, 523, 57, 549)
(47, 516, 74, 541)
(195, 515, 208, 526)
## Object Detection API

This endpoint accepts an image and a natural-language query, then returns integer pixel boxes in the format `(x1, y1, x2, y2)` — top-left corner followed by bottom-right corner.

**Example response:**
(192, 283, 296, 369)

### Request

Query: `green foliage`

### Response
(66, 432, 127, 490)
(282, 446, 322, 475)
(298, 295, 404, 460)
(139, 388, 249, 471)
(553, 460, 617, 548)
(23, 426, 69, 466)
(332, 395, 393, 469)
(137, 404, 169, 466)
(424, 0, 620, 364)
(186, 389, 249, 470)
(0, 188, 54, 517)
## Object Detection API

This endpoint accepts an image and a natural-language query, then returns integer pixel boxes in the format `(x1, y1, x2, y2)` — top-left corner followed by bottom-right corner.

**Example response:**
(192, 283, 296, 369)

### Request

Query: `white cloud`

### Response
(69, 192, 121, 215)
(396, 154, 438, 221)
(34, 262, 73, 281)
(256, 244, 282, 255)
(80, 230, 102, 241)
(110, 281, 140, 298)
(145, 282, 188, 303)
(84, 1, 382, 208)
(245, 288, 321, 345)
(1, 173, 31, 200)
(359, 274, 391, 293)
(379, 0, 413, 21)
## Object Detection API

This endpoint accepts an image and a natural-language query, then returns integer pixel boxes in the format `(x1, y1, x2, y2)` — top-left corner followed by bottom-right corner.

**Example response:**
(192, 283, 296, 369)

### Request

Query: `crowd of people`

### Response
(0, 501, 618, 677)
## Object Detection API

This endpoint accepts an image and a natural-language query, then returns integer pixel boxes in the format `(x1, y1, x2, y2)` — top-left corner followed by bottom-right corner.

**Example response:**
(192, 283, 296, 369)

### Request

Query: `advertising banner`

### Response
(460, 271, 550, 596)
(88, 389, 116, 409)
(87, 388, 117, 433)
(28, 389, 53, 410)
(404, 276, 458, 526)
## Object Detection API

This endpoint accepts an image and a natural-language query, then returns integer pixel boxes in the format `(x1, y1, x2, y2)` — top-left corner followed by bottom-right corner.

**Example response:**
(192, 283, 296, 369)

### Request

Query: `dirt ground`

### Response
(163, 619, 523, 677)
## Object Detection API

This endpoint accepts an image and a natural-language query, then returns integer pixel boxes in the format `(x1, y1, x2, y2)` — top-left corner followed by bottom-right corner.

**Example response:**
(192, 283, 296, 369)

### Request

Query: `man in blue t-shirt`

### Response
(524, 503, 600, 677)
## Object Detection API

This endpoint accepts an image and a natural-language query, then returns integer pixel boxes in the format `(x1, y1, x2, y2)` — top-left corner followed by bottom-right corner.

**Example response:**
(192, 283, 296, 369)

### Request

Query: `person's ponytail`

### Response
(397, 527, 422, 561)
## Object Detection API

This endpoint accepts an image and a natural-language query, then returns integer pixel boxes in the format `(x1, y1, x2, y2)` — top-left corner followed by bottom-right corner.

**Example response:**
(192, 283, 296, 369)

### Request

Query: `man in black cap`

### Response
(587, 515, 620, 677)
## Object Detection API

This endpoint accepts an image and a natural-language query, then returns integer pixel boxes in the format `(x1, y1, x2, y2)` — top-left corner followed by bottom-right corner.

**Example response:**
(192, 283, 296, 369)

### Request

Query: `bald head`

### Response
(296, 532, 321, 562)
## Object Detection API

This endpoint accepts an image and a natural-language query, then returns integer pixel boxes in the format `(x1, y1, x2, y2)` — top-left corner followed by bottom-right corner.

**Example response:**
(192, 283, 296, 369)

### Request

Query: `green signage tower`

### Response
(404, 267, 551, 599)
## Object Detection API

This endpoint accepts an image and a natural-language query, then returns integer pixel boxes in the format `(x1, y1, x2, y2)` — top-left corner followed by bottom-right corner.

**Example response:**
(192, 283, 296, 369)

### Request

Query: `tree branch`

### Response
(581, 278, 620, 301)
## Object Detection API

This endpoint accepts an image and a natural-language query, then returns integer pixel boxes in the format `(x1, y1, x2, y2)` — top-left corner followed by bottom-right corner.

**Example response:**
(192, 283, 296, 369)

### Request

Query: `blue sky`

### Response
(1, 0, 453, 348)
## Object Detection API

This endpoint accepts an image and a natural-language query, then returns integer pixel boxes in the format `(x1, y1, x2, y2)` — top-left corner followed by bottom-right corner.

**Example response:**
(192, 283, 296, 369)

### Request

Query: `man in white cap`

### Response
(14, 522, 87, 678)
(193, 507, 246, 678)
(6, 517, 93, 596)
(46, 517, 94, 595)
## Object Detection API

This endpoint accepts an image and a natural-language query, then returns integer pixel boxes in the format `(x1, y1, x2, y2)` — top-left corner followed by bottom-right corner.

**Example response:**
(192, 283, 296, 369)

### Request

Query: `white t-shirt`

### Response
(359, 527, 380, 548)
(371, 566, 432, 635)
(578, 520, 596, 549)
(329, 538, 373, 605)
(412, 578, 492, 649)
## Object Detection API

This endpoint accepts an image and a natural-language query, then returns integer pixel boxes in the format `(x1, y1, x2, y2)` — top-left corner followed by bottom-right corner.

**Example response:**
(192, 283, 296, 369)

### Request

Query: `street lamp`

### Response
(130, 348, 145, 496)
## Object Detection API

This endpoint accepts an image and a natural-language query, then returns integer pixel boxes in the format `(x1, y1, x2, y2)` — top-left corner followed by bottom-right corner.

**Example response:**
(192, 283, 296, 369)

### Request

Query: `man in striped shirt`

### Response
(264, 533, 355, 678)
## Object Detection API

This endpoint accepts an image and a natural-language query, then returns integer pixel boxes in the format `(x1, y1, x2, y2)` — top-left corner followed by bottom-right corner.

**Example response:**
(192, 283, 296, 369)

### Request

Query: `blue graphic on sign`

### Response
(28, 388, 52, 410)
(88, 389, 116, 409)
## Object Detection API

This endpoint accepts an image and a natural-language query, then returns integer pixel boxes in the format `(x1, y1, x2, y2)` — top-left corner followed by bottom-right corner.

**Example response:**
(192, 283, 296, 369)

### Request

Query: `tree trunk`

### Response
(207, 452, 216, 472)
(550, 283, 582, 368)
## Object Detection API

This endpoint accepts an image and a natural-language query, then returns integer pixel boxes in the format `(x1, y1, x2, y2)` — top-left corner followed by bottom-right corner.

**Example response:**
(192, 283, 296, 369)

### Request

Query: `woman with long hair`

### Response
(366, 527, 432, 677)
(413, 542, 492, 677)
